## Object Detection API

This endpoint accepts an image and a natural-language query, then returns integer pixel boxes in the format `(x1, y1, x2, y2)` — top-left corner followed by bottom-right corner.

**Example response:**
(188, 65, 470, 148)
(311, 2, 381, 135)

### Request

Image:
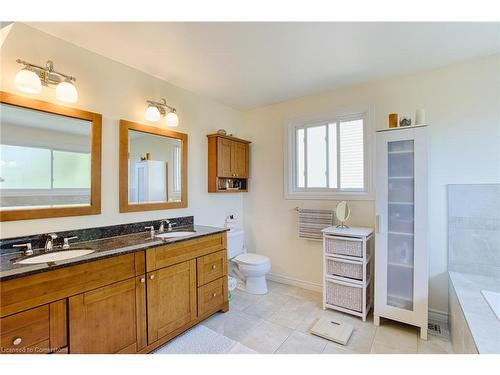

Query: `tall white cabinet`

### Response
(374, 125, 428, 340)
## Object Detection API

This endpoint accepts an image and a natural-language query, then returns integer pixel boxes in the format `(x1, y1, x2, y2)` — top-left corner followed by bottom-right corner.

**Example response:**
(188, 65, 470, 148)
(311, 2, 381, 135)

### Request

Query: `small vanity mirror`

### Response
(335, 201, 351, 228)
(0, 92, 102, 221)
(120, 120, 187, 212)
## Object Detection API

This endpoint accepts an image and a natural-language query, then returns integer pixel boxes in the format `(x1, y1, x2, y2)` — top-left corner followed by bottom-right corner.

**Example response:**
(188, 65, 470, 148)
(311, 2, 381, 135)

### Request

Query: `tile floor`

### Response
(201, 281, 454, 354)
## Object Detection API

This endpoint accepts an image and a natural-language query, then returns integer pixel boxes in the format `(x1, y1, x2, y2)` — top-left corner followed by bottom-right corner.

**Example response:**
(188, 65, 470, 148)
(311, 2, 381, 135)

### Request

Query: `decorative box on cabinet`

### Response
(207, 133, 250, 192)
(322, 226, 374, 321)
(374, 125, 428, 340)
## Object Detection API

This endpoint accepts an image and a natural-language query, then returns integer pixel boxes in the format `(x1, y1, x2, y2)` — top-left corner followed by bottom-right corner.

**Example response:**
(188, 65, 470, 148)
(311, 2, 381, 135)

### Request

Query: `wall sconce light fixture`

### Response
(15, 59, 78, 103)
(145, 98, 179, 127)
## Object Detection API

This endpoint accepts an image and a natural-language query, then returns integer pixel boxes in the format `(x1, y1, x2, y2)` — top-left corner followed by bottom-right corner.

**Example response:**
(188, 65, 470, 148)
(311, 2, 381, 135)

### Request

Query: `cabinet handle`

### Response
(12, 337, 22, 346)
(140, 277, 145, 283)
(212, 293, 217, 297)
(212, 264, 217, 270)
(375, 214, 381, 234)
(149, 275, 155, 280)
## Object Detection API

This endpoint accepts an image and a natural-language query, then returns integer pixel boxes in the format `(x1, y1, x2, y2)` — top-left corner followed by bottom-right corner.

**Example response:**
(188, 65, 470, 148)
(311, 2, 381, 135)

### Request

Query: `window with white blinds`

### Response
(287, 113, 368, 198)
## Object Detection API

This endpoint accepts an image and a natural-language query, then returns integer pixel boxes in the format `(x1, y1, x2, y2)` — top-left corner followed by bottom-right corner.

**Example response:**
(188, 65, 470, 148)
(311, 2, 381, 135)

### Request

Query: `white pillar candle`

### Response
(415, 109, 426, 125)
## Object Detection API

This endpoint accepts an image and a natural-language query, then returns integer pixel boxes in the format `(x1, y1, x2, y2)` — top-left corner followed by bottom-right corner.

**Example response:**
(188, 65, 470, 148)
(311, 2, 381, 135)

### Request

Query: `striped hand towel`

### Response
(298, 208, 333, 240)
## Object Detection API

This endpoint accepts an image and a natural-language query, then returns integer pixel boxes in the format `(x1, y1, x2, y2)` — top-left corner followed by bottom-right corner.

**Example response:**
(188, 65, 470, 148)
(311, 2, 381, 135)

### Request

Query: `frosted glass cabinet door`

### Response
(387, 140, 415, 311)
(375, 125, 428, 337)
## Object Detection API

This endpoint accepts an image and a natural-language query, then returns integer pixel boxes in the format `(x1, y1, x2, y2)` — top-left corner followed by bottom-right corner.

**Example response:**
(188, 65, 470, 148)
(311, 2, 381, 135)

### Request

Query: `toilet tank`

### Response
(227, 229, 245, 259)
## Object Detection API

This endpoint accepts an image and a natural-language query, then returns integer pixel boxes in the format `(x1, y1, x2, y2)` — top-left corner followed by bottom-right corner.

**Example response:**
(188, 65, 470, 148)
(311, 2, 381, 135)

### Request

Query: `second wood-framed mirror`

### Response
(119, 119, 188, 212)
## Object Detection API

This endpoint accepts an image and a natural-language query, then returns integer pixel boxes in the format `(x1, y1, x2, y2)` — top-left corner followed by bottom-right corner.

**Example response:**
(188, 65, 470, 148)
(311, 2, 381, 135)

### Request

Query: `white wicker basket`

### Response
(325, 237, 363, 257)
(325, 279, 369, 312)
(326, 258, 366, 281)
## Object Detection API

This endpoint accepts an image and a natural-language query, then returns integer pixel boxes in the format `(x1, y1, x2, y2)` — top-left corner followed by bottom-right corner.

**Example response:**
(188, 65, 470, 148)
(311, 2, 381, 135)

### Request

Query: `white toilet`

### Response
(227, 228, 271, 294)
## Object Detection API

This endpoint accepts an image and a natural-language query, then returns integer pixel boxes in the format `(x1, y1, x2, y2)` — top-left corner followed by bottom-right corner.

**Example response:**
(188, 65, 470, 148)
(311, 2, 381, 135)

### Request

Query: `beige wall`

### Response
(240, 54, 500, 313)
(0, 23, 244, 237)
(2, 23, 499, 315)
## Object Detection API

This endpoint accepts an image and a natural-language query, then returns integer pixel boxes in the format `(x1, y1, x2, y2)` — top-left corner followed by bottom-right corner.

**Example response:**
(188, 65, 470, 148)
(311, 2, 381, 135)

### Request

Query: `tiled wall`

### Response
(448, 184, 500, 277)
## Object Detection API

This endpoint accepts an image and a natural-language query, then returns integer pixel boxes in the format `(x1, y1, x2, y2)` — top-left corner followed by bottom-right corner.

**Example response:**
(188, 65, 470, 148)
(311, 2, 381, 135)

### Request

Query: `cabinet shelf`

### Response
(388, 261, 414, 269)
(388, 150, 414, 155)
(388, 231, 414, 236)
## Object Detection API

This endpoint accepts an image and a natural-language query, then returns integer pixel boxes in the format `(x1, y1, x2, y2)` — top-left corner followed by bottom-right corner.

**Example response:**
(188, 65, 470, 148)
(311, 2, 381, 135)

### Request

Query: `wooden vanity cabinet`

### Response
(0, 232, 228, 354)
(69, 276, 146, 354)
(146, 260, 197, 344)
(207, 133, 250, 192)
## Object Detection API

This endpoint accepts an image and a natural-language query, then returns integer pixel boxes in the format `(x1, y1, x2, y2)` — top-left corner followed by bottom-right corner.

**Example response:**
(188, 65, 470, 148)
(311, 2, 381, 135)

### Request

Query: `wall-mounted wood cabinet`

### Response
(207, 134, 250, 192)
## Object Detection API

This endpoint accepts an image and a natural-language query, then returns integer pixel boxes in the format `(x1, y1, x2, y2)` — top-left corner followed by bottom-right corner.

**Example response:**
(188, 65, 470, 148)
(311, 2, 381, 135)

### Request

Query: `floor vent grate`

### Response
(428, 320, 450, 340)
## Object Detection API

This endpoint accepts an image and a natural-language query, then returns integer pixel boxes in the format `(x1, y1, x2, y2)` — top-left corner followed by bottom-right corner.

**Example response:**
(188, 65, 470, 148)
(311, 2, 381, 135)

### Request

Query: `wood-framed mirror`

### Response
(119, 119, 187, 212)
(0, 91, 102, 221)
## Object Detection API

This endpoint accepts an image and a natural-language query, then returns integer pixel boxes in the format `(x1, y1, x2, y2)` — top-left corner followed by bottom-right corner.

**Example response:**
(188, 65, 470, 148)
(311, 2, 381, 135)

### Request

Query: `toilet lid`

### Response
(234, 253, 269, 265)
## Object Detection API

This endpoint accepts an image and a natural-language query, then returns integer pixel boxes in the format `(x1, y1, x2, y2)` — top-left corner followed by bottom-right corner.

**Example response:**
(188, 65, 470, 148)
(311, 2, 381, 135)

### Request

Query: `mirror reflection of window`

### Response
(127, 130, 182, 204)
(0, 103, 92, 210)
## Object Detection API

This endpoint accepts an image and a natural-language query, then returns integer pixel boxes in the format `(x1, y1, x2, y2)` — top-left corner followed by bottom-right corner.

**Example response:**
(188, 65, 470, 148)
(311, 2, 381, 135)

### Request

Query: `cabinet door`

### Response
(147, 260, 197, 344)
(375, 127, 428, 327)
(69, 277, 143, 353)
(232, 141, 248, 178)
(217, 138, 233, 177)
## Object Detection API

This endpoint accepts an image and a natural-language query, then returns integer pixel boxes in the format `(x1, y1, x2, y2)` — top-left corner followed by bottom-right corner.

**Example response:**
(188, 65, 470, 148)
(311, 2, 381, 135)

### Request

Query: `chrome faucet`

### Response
(44, 233, 58, 251)
(13, 242, 33, 256)
(62, 236, 78, 249)
(144, 226, 155, 239)
(159, 220, 172, 233)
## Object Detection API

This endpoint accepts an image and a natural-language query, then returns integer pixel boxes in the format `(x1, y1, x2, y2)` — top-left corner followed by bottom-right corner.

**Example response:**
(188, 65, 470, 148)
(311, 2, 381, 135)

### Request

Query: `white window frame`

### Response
(284, 107, 374, 200)
(172, 144, 181, 194)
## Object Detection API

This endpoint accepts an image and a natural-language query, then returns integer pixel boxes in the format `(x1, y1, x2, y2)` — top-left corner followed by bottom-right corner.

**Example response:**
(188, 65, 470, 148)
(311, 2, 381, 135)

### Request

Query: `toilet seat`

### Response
(234, 253, 270, 265)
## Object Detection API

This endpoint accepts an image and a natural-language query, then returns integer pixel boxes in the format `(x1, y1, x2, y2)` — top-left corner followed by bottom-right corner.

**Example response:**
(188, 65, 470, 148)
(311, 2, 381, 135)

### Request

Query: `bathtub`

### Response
(449, 271, 500, 354)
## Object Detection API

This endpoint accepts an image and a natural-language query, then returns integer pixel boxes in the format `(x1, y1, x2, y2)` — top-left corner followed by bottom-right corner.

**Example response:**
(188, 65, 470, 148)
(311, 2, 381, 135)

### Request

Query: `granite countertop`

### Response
(0, 225, 228, 282)
(449, 271, 500, 354)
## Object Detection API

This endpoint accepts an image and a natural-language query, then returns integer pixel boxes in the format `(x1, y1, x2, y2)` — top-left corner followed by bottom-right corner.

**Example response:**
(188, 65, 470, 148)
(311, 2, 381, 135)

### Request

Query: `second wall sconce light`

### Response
(145, 98, 179, 127)
(15, 59, 78, 103)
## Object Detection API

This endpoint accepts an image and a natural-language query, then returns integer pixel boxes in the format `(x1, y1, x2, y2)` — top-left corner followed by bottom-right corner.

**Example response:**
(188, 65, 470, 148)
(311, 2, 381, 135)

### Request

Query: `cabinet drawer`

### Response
(198, 277, 227, 317)
(325, 236, 364, 258)
(147, 233, 226, 271)
(1, 305, 50, 354)
(197, 250, 227, 286)
(1, 252, 141, 317)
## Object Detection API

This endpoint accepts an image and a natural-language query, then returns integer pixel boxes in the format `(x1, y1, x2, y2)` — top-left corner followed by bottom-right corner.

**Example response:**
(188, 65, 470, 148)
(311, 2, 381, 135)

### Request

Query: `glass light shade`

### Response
(165, 111, 179, 127)
(56, 81, 78, 103)
(145, 105, 161, 122)
(15, 69, 42, 94)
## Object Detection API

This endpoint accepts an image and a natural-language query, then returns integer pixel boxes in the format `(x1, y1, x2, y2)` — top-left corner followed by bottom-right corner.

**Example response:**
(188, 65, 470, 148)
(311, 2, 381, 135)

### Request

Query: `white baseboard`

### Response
(428, 308, 449, 323)
(267, 273, 449, 323)
(266, 272, 323, 293)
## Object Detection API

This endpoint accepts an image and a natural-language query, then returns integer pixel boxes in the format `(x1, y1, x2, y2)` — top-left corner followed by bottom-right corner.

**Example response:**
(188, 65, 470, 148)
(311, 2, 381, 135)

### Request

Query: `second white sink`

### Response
(17, 249, 95, 264)
(155, 231, 196, 239)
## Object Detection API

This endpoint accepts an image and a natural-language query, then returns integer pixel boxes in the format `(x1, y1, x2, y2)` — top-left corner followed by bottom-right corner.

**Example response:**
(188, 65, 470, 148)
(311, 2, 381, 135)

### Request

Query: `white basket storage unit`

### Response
(374, 125, 428, 340)
(322, 227, 374, 321)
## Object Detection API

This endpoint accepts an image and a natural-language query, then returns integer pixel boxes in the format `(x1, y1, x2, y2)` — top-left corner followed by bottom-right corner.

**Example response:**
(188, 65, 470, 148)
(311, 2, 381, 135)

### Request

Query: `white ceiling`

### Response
(27, 22, 500, 110)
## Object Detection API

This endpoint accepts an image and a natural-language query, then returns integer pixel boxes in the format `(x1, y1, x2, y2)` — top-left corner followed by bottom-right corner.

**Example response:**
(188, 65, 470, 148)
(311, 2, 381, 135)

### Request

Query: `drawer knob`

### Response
(140, 277, 145, 283)
(212, 265, 217, 270)
(212, 293, 217, 297)
(12, 337, 22, 346)
(149, 275, 155, 280)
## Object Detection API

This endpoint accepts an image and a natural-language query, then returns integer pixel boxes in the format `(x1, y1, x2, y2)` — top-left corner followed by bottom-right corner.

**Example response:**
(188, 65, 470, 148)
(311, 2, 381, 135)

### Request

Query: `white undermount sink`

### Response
(155, 231, 196, 239)
(16, 249, 95, 264)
